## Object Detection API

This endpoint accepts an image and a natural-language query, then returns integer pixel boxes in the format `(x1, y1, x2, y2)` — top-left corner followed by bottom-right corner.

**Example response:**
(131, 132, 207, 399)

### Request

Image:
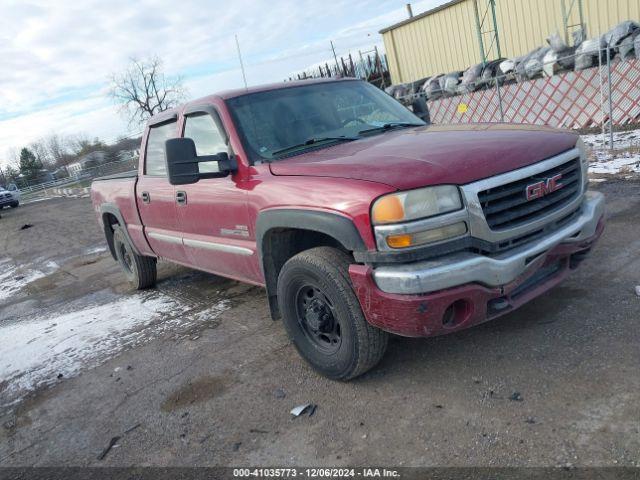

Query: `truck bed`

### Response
(92, 170, 138, 182)
(90, 171, 155, 257)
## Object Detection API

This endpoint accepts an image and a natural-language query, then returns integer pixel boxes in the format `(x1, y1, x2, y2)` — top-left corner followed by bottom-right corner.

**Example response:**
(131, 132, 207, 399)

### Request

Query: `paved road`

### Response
(0, 182, 638, 467)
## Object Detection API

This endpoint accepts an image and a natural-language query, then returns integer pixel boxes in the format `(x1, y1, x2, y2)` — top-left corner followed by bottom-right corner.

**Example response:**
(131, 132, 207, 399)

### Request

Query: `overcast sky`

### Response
(0, 0, 448, 167)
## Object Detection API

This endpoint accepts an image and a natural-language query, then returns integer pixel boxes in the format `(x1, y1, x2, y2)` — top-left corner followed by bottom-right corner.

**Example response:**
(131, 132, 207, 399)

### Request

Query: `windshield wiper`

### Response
(270, 136, 358, 157)
(357, 122, 424, 136)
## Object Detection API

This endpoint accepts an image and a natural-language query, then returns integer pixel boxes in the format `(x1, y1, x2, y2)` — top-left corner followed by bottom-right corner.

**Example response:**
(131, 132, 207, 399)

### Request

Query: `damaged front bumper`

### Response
(349, 191, 605, 337)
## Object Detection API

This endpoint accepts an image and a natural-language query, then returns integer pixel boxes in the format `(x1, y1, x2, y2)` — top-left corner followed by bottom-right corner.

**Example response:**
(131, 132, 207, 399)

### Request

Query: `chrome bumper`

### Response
(373, 191, 605, 295)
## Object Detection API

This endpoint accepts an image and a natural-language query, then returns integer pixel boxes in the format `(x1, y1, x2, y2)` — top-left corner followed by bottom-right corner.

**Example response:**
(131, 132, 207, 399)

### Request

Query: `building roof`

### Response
(379, 0, 466, 34)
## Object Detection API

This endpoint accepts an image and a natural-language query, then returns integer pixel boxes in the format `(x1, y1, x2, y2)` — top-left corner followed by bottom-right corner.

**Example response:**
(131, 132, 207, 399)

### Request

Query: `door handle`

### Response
(141, 191, 150, 204)
(176, 191, 187, 205)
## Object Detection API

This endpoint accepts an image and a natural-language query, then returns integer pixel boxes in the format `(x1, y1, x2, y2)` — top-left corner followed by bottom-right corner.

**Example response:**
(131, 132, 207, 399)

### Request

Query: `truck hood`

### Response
(269, 124, 579, 190)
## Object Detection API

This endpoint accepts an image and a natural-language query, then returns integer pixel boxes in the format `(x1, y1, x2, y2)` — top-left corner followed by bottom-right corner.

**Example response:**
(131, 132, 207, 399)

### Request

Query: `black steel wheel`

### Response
(277, 247, 388, 380)
(295, 284, 342, 354)
(112, 225, 157, 289)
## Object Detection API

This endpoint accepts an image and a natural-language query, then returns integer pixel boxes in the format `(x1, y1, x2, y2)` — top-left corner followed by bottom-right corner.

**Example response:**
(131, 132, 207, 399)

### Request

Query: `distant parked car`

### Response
(0, 185, 20, 209)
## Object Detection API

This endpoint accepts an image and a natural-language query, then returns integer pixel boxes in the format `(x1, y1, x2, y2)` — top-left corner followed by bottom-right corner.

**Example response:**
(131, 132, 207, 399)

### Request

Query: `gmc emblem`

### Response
(526, 174, 564, 201)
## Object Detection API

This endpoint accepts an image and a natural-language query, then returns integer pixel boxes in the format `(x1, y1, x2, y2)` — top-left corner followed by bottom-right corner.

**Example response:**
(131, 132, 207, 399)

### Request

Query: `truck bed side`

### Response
(90, 174, 155, 259)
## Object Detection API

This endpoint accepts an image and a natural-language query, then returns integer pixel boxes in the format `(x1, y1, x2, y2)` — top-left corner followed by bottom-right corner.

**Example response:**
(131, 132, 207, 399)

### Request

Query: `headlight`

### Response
(371, 185, 462, 225)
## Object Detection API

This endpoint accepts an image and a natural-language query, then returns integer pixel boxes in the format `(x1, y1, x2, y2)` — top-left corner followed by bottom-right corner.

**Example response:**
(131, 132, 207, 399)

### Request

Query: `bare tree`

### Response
(68, 133, 91, 155)
(109, 56, 186, 127)
(29, 139, 53, 167)
(45, 133, 72, 167)
(7, 147, 20, 166)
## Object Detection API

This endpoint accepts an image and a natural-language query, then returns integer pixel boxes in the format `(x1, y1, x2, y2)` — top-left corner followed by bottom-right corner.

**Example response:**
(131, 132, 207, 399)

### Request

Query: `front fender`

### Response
(256, 208, 367, 319)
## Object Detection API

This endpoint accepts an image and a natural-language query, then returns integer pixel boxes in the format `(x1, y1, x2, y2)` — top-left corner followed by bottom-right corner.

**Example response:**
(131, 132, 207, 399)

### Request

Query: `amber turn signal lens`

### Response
(385, 222, 468, 249)
(372, 195, 405, 224)
(386, 234, 413, 248)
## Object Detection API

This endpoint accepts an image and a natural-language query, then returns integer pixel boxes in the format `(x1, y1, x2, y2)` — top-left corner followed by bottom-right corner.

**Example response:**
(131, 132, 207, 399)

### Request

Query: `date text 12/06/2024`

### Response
(232, 468, 401, 478)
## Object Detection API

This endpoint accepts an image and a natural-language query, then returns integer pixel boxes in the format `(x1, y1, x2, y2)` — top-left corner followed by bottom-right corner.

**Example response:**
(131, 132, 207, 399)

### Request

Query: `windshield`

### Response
(225, 81, 424, 161)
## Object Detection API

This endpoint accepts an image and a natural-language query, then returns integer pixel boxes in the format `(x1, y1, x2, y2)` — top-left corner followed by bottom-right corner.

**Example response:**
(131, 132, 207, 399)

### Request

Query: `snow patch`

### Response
(589, 153, 640, 174)
(0, 292, 229, 408)
(582, 129, 640, 151)
(84, 245, 108, 255)
(582, 129, 640, 175)
(0, 259, 46, 303)
(44, 260, 59, 273)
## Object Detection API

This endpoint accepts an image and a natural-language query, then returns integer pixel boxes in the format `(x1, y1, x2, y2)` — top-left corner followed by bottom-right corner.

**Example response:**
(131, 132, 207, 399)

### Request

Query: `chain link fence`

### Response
(17, 157, 138, 204)
(396, 49, 640, 152)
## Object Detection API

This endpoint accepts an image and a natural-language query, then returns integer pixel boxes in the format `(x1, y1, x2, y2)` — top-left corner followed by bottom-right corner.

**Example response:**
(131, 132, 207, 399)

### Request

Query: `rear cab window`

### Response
(144, 121, 177, 176)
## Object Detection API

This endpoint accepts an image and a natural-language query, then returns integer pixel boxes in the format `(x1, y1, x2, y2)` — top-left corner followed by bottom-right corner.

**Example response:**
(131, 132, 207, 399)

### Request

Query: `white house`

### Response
(67, 151, 106, 178)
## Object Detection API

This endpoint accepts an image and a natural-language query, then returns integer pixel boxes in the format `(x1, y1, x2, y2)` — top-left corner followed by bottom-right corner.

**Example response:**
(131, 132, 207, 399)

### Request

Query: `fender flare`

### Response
(256, 208, 366, 318)
(100, 203, 142, 258)
(256, 208, 366, 258)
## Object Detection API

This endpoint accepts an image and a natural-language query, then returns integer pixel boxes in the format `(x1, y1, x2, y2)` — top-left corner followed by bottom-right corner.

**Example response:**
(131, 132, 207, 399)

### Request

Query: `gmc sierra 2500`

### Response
(91, 78, 605, 380)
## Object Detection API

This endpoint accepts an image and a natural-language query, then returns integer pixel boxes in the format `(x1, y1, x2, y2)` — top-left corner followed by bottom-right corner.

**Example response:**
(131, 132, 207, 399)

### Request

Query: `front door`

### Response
(136, 119, 187, 262)
(177, 110, 256, 282)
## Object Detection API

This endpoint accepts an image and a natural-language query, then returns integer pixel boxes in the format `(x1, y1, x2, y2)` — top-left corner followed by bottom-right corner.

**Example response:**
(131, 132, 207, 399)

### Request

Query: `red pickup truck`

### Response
(91, 78, 605, 380)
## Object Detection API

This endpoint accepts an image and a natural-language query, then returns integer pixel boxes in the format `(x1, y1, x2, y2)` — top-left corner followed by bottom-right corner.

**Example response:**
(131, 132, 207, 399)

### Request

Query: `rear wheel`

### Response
(277, 247, 388, 380)
(113, 225, 157, 289)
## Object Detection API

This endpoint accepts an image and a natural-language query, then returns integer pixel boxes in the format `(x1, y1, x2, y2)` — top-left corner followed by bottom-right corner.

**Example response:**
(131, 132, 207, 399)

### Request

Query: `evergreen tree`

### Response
(19, 148, 42, 180)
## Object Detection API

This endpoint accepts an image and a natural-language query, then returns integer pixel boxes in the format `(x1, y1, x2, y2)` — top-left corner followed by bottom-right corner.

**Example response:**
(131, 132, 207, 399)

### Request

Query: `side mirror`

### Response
(165, 138, 237, 186)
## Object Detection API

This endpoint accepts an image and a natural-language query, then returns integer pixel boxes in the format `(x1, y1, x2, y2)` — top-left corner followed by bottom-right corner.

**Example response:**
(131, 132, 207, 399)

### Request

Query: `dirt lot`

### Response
(0, 182, 638, 467)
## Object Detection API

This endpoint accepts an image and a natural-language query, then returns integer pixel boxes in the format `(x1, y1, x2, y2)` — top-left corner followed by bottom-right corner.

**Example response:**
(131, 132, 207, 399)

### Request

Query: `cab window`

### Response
(145, 121, 177, 176)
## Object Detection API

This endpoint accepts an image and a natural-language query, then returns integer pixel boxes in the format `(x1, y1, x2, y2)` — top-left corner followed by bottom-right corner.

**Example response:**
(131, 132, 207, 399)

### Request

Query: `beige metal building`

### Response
(381, 0, 640, 84)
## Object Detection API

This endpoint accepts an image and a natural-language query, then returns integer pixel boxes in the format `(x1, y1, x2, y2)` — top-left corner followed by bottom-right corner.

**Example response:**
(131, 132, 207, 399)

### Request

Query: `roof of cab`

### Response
(147, 77, 360, 125)
(214, 76, 358, 100)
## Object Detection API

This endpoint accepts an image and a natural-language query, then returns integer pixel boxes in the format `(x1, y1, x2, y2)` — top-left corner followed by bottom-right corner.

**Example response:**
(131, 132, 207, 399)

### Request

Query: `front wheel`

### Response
(113, 225, 157, 289)
(10, 201, 19, 208)
(277, 247, 388, 380)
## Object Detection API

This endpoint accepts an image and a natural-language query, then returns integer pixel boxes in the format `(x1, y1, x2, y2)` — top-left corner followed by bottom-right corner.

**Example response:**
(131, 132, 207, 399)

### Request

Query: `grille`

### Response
(1, 193, 11, 199)
(477, 158, 581, 230)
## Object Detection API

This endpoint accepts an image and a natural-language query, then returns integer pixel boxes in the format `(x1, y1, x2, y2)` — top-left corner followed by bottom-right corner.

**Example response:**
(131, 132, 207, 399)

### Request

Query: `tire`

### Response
(277, 247, 388, 380)
(112, 225, 157, 289)
(10, 201, 19, 208)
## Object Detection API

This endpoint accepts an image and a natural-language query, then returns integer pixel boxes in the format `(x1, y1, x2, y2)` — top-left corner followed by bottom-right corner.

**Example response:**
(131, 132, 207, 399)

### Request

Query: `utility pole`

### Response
(330, 40, 340, 72)
(235, 34, 248, 89)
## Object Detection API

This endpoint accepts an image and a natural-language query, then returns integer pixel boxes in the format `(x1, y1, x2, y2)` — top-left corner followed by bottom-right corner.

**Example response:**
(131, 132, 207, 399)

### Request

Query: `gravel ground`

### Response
(0, 182, 638, 467)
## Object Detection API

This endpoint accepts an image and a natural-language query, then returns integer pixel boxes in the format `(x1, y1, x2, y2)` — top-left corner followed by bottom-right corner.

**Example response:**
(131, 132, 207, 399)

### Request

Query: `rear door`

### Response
(176, 106, 255, 282)
(136, 118, 188, 262)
